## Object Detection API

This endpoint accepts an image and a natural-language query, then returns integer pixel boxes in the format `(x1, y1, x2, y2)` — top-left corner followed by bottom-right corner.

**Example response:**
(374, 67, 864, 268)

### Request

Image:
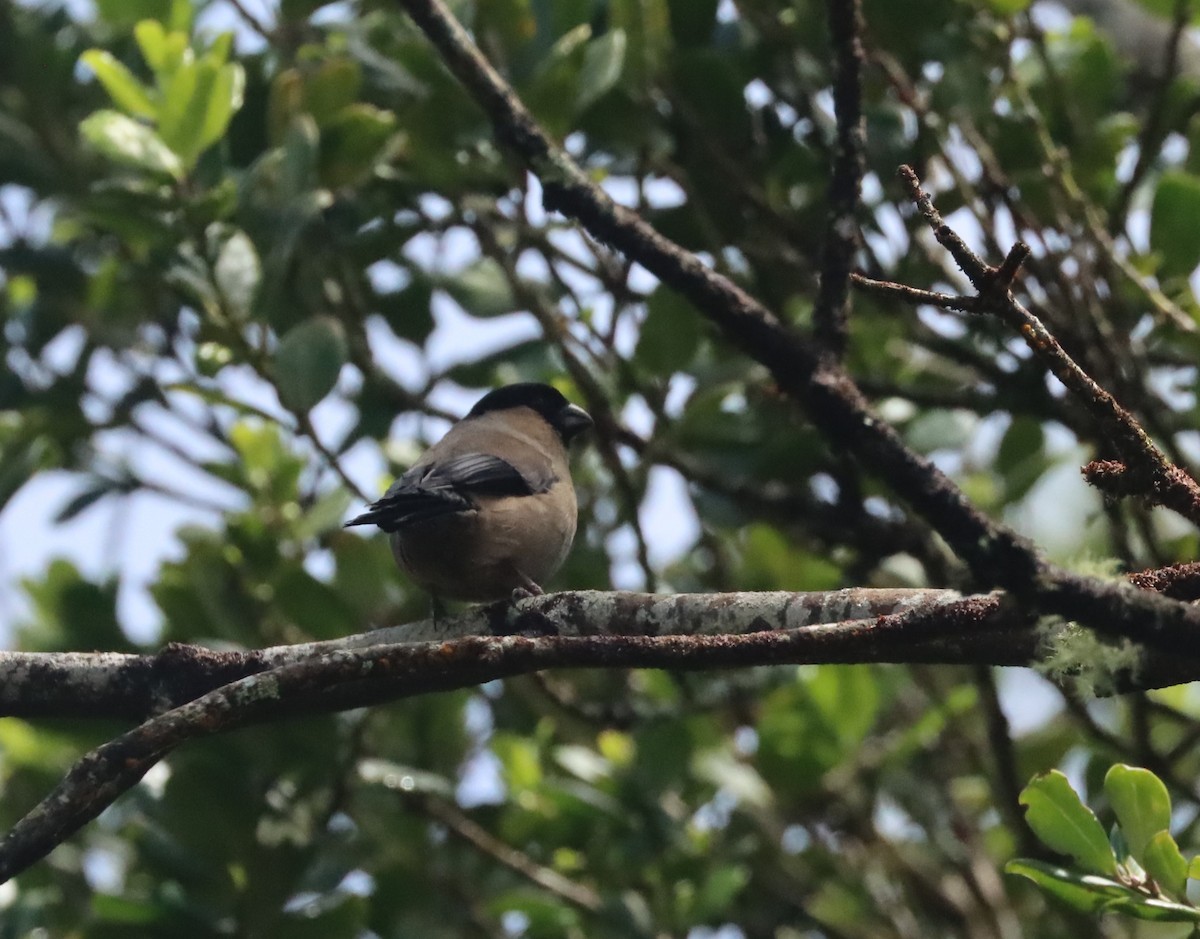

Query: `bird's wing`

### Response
(345, 452, 557, 532)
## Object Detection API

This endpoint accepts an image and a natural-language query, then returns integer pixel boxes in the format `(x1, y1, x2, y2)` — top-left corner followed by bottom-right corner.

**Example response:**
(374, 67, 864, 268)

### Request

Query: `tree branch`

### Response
(9, 569, 1200, 883)
(0, 590, 1025, 885)
(0, 588, 976, 720)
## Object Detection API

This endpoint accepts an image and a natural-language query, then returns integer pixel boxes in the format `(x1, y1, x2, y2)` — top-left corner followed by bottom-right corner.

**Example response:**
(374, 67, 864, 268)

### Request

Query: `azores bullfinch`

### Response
(346, 383, 592, 604)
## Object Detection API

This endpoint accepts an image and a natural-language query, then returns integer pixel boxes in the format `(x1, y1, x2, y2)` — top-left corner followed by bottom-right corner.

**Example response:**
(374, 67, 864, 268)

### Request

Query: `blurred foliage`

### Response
(4, 0, 1200, 936)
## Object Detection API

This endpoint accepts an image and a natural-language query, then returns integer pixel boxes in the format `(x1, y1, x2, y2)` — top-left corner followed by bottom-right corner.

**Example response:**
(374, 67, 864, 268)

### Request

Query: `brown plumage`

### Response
(346, 383, 592, 603)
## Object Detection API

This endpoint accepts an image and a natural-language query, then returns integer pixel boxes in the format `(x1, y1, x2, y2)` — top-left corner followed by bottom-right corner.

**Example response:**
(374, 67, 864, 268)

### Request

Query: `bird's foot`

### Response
(502, 576, 555, 636)
(510, 584, 543, 602)
(510, 573, 544, 602)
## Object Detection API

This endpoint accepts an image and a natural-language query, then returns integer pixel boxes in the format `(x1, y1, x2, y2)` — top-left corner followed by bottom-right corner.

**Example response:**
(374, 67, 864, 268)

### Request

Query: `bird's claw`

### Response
(510, 582, 544, 602)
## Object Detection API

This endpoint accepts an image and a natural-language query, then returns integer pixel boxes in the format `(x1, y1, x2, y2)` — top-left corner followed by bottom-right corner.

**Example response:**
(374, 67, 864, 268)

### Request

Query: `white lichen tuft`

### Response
(1034, 617, 1143, 697)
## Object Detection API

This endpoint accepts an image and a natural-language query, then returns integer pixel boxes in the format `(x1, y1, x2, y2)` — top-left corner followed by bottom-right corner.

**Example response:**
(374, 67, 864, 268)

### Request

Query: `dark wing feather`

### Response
(345, 453, 556, 532)
(428, 452, 554, 496)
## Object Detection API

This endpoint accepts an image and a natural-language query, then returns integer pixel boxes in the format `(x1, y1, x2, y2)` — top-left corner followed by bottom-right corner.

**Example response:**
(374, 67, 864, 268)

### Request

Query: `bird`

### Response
(345, 382, 593, 607)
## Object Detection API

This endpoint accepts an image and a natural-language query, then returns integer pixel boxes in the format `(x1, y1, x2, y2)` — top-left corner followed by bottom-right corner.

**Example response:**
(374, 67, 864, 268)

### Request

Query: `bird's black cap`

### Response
(467, 383, 593, 443)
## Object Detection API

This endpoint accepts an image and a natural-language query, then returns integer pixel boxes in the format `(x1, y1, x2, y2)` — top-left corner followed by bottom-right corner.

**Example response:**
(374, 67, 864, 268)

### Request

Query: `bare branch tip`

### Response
(992, 242, 1033, 287)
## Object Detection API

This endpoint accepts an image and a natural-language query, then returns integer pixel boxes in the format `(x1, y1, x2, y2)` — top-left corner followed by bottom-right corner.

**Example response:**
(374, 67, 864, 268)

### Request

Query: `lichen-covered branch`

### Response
(0, 589, 1019, 885)
(0, 588, 973, 720)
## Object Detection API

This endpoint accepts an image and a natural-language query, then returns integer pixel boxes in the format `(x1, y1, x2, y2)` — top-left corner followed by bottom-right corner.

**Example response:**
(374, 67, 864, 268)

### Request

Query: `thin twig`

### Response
(297, 410, 371, 504)
(973, 666, 1040, 858)
(413, 794, 603, 912)
(851, 274, 981, 313)
(224, 0, 273, 41)
(814, 0, 867, 358)
(1109, 0, 1193, 228)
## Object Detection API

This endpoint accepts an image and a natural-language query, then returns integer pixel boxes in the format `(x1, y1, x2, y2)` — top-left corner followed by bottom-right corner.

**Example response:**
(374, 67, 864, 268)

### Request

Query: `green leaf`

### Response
(89, 894, 166, 925)
(273, 567, 356, 639)
(332, 534, 407, 618)
(577, 30, 626, 112)
(524, 23, 592, 133)
(491, 733, 543, 790)
(96, 0, 187, 29)
(439, 258, 516, 318)
(1019, 770, 1118, 875)
(279, 114, 322, 197)
(1143, 831, 1189, 899)
(80, 50, 157, 118)
(319, 103, 398, 187)
(156, 55, 242, 166)
(206, 31, 233, 65)
(635, 287, 703, 374)
(274, 316, 348, 412)
(1004, 859, 1143, 913)
(20, 560, 132, 653)
(692, 865, 750, 922)
(996, 416, 1047, 503)
(756, 668, 875, 801)
(1189, 854, 1200, 882)
(1117, 898, 1200, 924)
(295, 487, 352, 540)
(610, 0, 671, 86)
(0, 436, 56, 513)
(666, 0, 719, 45)
(134, 20, 188, 76)
(1104, 764, 1172, 863)
(196, 61, 245, 156)
(80, 110, 184, 179)
(304, 58, 363, 126)
(227, 421, 304, 499)
(376, 275, 435, 344)
(154, 55, 198, 155)
(268, 69, 305, 144)
(815, 667, 881, 744)
(212, 227, 261, 319)
(1150, 172, 1200, 279)
(1008, 856, 1200, 922)
(905, 409, 975, 455)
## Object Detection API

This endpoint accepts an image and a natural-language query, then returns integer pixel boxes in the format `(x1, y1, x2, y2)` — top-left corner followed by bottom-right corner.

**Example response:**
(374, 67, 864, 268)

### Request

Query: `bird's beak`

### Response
(559, 403, 594, 442)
